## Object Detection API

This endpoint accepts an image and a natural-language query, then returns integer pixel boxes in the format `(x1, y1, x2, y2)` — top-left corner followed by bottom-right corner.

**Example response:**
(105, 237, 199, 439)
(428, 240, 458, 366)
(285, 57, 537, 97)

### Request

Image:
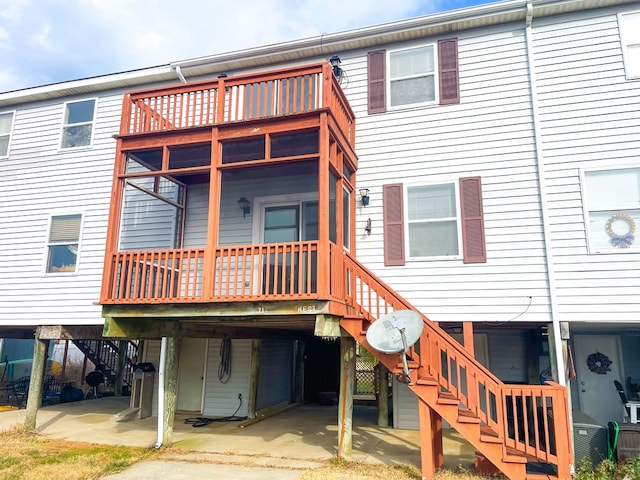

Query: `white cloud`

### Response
(0, 0, 492, 92)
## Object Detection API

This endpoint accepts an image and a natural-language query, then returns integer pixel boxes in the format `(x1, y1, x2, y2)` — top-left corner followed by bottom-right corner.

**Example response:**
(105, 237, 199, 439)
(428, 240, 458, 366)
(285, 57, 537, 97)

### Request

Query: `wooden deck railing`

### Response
(120, 63, 355, 146)
(102, 241, 334, 303)
(342, 251, 571, 469)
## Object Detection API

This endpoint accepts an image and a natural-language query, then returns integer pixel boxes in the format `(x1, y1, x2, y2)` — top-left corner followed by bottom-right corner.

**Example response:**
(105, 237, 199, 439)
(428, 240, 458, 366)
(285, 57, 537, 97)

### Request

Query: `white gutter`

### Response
(154, 336, 167, 449)
(174, 66, 187, 84)
(524, 0, 566, 385)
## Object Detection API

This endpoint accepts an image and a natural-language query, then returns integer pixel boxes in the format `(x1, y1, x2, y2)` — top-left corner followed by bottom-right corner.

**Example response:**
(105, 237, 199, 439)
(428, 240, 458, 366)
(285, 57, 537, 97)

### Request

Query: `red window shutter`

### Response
(460, 176, 486, 263)
(368, 50, 386, 114)
(438, 38, 459, 105)
(383, 184, 405, 266)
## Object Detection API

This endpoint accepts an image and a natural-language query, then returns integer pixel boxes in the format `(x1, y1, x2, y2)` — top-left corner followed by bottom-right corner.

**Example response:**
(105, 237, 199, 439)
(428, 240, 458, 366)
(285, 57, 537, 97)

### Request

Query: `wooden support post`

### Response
(418, 398, 444, 480)
(338, 335, 355, 459)
(162, 337, 180, 446)
(462, 322, 474, 356)
(248, 339, 261, 419)
(113, 341, 127, 396)
(24, 338, 50, 429)
(61, 340, 69, 379)
(376, 363, 389, 427)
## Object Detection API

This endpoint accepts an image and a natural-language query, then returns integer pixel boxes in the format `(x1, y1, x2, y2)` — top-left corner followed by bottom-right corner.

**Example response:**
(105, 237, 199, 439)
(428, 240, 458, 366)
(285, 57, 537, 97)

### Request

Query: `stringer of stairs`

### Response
(340, 252, 572, 480)
(72, 340, 138, 388)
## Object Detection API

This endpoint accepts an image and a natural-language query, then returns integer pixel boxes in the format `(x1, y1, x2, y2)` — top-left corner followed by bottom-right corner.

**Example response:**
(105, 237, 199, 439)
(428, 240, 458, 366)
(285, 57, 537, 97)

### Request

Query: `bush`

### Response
(574, 456, 640, 480)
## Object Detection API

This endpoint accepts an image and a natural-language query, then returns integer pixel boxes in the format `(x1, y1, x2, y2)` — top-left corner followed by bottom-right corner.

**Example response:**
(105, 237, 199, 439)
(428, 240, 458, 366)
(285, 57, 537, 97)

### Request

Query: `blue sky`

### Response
(0, 0, 499, 92)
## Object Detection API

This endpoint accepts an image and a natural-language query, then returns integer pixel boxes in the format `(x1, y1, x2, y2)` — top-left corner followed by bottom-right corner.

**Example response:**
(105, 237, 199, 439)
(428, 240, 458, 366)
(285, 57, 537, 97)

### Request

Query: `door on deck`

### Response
(257, 199, 318, 294)
(176, 338, 207, 413)
(574, 335, 624, 425)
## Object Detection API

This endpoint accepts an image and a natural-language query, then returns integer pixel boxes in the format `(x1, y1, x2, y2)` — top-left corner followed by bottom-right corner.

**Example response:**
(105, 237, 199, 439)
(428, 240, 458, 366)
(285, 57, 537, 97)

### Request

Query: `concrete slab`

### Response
(0, 397, 476, 477)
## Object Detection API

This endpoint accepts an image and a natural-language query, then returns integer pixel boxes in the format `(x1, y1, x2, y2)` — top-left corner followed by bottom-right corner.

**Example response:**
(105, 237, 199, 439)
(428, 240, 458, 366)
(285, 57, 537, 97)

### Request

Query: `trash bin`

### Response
(131, 362, 155, 419)
(610, 422, 640, 462)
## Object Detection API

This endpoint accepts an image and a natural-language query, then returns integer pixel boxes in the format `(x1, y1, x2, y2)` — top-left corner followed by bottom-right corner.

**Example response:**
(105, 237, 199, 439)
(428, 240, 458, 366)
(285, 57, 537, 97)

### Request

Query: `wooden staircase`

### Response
(340, 252, 572, 480)
(72, 340, 138, 389)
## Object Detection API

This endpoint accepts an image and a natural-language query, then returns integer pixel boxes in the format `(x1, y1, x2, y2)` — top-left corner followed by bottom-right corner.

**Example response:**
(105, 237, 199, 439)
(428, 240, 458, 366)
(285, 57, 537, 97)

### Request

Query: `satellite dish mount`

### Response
(365, 310, 423, 385)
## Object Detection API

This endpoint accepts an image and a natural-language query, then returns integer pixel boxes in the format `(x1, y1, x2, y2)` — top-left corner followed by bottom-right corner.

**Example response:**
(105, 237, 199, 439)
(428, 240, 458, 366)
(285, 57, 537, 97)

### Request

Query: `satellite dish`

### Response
(366, 310, 423, 385)
(366, 310, 423, 354)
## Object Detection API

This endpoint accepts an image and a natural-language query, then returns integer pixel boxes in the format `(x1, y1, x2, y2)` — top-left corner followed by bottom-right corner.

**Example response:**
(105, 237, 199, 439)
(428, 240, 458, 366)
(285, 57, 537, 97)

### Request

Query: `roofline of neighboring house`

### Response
(0, 0, 637, 108)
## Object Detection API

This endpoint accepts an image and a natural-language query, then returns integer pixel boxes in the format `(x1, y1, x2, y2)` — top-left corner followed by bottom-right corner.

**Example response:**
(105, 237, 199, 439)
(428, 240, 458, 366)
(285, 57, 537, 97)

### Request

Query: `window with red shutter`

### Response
(368, 50, 386, 114)
(459, 176, 486, 263)
(438, 38, 460, 105)
(383, 184, 405, 266)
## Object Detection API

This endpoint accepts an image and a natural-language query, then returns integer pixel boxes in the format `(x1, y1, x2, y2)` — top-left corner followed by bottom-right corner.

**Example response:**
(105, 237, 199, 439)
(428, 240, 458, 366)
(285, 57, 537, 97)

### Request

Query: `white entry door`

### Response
(574, 335, 624, 426)
(176, 338, 207, 412)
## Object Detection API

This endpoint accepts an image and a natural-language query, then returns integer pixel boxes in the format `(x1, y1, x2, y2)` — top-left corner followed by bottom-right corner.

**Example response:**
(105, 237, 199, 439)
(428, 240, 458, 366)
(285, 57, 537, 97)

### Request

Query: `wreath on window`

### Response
(586, 352, 612, 375)
(606, 213, 635, 248)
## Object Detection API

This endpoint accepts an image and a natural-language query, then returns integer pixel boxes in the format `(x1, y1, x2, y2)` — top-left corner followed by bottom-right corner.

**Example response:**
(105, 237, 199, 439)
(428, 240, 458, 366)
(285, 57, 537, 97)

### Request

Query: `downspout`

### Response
(173, 65, 187, 84)
(154, 336, 167, 449)
(525, 0, 567, 385)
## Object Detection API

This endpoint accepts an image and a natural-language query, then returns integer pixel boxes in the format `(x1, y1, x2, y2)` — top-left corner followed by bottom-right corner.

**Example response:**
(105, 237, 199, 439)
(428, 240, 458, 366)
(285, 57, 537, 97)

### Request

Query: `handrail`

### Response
(342, 250, 571, 467)
(120, 63, 355, 146)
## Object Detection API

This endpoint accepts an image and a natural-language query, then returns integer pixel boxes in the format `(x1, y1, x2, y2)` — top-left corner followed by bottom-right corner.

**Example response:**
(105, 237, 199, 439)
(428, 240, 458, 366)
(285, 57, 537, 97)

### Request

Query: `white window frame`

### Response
(0, 110, 16, 158)
(43, 212, 84, 275)
(619, 11, 640, 80)
(404, 181, 462, 261)
(59, 98, 97, 150)
(387, 44, 438, 110)
(581, 166, 640, 254)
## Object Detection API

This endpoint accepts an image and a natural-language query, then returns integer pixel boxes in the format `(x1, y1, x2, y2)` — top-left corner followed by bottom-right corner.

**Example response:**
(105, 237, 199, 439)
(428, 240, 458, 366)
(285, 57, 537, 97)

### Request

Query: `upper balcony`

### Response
(101, 62, 358, 316)
(120, 62, 355, 147)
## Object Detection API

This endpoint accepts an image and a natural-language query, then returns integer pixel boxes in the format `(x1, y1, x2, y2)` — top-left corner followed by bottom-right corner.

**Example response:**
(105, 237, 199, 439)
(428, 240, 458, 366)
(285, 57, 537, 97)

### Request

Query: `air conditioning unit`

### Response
(573, 411, 607, 467)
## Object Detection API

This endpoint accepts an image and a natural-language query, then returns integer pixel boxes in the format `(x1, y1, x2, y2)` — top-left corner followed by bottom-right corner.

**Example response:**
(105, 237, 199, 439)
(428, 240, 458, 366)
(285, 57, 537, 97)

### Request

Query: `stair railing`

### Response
(342, 251, 571, 470)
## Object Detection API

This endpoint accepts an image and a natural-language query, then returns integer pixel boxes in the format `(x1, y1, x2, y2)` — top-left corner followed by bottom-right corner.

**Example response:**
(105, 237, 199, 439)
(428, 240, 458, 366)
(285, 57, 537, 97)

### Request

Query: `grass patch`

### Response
(299, 458, 491, 480)
(0, 425, 156, 480)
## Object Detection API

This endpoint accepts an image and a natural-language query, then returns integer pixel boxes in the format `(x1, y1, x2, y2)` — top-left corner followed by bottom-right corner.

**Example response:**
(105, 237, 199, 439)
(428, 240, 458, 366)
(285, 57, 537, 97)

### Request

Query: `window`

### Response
(383, 177, 485, 265)
(368, 38, 459, 114)
(61, 99, 96, 148)
(584, 168, 640, 252)
(46, 214, 82, 273)
(0, 111, 15, 157)
(619, 11, 640, 79)
(407, 183, 459, 257)
(389, 46, 436, 107)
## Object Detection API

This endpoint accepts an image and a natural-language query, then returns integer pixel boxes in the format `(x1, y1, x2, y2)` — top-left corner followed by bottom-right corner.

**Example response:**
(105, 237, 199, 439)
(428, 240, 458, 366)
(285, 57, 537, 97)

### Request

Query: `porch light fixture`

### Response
(359, 188, 370, 207)
(329, 55, 343, 79)
(237, 197, 251, 218)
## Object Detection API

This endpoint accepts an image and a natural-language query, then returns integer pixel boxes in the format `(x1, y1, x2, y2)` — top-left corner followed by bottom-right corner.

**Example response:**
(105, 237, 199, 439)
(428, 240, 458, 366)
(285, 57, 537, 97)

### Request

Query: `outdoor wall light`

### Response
(364, 217, 372, 235)
(329, 55, 343, 79)
(359, 188, 370, 207)
(237, 197, 251, 218)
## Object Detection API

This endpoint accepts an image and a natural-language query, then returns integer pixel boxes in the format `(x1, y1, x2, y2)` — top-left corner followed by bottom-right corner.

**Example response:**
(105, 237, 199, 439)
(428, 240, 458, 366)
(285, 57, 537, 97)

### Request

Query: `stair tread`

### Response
(436, 391, 459, 405)
(479, 425, 502, 443)
(458, 408, 480, 423)
(504, 447, 528, 464)
(416, 376, 438, 385)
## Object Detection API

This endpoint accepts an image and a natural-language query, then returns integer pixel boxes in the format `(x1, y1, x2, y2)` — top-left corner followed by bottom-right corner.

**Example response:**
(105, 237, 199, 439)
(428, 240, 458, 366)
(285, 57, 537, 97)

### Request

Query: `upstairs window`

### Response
(368, 38, 459, 114)
(383, 177, 485, 265)
(389, 45, 436, 107)
(0, 111, 15, 157)
(61, 99, 96, 149)
(407, 183, 459, 258)
(584, 168, 640, 253)
(46, 214, 82, 273)
(619, 11, 640, 79)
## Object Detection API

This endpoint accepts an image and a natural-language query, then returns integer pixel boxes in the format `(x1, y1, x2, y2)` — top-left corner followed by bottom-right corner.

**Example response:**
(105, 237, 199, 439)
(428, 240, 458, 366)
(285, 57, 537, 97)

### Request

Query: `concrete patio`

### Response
(0, 396, 476, 473)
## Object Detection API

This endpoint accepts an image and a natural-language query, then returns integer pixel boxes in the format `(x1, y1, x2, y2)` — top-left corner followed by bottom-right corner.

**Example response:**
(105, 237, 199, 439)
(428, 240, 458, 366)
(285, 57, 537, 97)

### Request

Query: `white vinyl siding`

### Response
(0, 111, 15, 157)
(619, 11, 640, 79)
(353, 23, 550, 323)
(60, 98, 96, 149)
(532, 7, 640, 322)
(202, 339, 251, 418)
(0, 92, 120, 326)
